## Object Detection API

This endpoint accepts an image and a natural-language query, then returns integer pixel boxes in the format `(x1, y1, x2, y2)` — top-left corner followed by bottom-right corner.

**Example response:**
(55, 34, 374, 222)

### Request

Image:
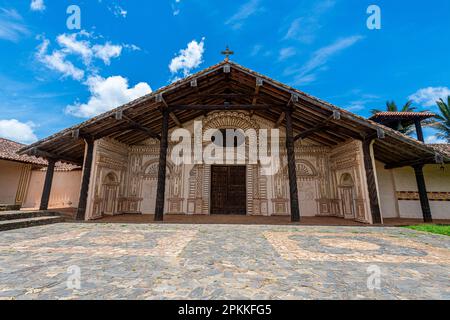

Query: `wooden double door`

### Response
(211, 166, 247, 215)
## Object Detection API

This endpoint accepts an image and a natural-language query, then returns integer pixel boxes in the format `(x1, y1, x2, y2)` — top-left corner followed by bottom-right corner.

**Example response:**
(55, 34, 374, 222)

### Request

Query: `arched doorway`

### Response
(140, 159, 176, 214)
(339, 173, 356, 219)
(101, 172, 119, 216)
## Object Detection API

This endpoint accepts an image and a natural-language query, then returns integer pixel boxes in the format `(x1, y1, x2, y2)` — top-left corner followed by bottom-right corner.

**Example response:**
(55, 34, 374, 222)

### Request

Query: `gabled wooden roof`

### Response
(18, 60, 450, 168)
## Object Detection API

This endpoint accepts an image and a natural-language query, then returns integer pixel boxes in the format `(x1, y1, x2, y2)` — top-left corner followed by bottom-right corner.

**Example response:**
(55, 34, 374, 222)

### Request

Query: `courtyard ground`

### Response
(0, 223, 449, 300)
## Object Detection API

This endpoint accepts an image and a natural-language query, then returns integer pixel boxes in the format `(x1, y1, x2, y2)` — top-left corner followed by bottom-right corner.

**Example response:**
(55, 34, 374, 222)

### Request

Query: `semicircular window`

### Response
(211, 129, 245, 147)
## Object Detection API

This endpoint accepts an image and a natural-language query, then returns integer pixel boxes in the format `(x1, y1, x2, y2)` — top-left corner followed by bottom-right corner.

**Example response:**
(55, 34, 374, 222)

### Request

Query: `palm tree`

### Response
(371, 100, 417, 135)
(370, 100, 417, 114)
(431, 96, 450, 143)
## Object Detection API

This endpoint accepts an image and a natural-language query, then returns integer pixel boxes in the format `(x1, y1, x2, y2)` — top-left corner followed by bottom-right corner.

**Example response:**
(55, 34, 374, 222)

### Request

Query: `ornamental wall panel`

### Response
(85, 111, 374, 223)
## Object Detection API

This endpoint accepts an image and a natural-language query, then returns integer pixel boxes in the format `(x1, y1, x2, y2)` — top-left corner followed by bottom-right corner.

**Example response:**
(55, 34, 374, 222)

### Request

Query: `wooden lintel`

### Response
(29, 148, 80, 165)
(384, 157, 435, 170)
(69, 129, 93, 141)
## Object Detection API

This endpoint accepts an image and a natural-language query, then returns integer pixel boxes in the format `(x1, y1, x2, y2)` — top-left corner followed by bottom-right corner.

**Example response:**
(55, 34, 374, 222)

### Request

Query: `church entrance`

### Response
(211, 166, 246, 215)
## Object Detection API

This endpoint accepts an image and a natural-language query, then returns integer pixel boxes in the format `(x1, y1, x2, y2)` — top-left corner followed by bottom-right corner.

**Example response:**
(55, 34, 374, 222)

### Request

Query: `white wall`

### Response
(23, 170, 82, 209)
(375, 161, 399, 218)
(0, 159, 22, 204)
(376, 162, 450, 220)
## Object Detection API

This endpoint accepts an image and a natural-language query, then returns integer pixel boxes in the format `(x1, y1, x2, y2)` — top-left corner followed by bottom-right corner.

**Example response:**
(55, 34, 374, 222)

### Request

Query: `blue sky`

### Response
(0, 0, 449, 144)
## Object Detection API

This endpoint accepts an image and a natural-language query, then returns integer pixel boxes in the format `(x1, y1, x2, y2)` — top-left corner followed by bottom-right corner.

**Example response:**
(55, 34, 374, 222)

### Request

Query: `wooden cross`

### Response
(221, 46, 234, 61)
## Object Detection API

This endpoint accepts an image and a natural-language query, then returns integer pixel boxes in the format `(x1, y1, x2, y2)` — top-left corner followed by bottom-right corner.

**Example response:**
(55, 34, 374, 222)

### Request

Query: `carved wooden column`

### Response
(76, 138, 95, 221)
(285, 110, 301, 222)
(39, 158, 57, 211)
(155, 109, 169, 221)
(362, 139, 382, 224)
(413, 164, 433, 223)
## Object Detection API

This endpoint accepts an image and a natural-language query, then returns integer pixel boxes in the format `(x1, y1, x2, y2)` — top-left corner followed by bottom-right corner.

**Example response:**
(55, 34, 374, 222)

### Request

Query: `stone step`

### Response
(0, 216, 64, 232)
(0, 204, 21, 212)
(0, 211, 61, 222)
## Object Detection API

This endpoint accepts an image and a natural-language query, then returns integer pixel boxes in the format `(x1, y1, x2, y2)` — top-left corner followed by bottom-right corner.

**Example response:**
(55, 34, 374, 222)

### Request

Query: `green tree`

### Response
(370, 100, 416, 114)
(431, 96, 450, 143)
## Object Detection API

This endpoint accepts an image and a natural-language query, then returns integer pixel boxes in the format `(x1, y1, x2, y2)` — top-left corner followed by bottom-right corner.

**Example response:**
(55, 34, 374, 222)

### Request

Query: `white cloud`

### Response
(36, 32, 133, 79)
(92, 42, 123, 65)
(30, 0, 45, 12)
(57, 33, 93, 64)
(0, 119, 37, 144)
(56, 32, 123, 65)
(278, 47, 296, 61)
(426, 135, 447, 144)
(172, 0, 182, 16)
(0, 8, 29, 42)
(36, 37, 85, 80)
(66, 75, 152, 118)
(169, 38, 205, 77)
(283, 0, 336, 44)
(288, 35, 364, 85)
(226, 0, 261, 30)
(409, 87, 450, 107)
(109, 5, 127, 18)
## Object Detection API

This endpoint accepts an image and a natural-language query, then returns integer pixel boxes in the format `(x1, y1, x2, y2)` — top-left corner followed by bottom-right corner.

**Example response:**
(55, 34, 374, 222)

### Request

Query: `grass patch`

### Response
(404, 224, 450, 236)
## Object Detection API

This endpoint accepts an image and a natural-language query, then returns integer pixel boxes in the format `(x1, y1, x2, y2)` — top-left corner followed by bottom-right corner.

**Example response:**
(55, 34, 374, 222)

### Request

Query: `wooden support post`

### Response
(285, 110, 301, 222)
(154, 109, 170, 221)
(415, 119, 424, 142)
(362, 139, 382, 224)
(39, 158, 56, 211)
(76, 138, 95, 221)
(413, 164, 433, 223)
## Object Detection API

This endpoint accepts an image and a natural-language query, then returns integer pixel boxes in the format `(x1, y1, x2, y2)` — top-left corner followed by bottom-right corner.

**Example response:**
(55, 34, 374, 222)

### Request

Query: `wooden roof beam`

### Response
(156, 91, 185, 128)
(169, 112, 183, 128)
(115, 111, 161, 140)
(294, 110, 341, 141)
(275, 112, 285, 128)
(249, 77, 263, 117)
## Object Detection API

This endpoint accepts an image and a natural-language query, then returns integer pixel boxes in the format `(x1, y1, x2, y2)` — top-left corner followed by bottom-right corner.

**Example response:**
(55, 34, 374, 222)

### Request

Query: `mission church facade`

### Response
(17, 59, 450, 224)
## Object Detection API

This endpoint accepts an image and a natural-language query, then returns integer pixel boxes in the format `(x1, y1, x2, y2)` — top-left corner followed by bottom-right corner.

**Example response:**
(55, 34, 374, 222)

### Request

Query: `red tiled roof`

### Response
(370, 112, 435, 120)
(0, 137, 80, 171)
(429, 144, 450, 157)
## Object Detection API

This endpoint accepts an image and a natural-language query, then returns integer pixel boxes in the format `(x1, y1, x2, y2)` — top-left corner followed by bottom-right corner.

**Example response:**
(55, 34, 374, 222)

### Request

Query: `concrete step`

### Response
(0, 211, 61, 222)
(0, 216, 64, 232)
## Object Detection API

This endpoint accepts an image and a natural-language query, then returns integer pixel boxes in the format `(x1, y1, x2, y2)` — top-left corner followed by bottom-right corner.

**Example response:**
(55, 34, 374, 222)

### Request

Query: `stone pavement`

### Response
(0, 223, 449, 300)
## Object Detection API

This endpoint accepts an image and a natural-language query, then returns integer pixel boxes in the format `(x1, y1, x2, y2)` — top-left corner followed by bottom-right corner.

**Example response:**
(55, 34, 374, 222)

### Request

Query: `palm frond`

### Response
(433, 96, 450, 141)
(402, 100, 416, 112)
(385, 100, 398, 112)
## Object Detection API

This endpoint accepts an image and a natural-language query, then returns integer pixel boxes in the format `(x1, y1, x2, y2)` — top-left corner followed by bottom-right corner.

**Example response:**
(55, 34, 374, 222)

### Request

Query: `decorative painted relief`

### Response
(329, 140, 369, 222)
(85, 112, 372, 224)
(90, 138, 129, 219)
(397, 191, 450, 201)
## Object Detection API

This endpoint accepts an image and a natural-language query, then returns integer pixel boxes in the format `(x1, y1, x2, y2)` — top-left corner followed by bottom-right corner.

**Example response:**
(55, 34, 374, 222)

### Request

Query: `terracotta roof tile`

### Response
(0, 137, 80, 171)
(429, 144, 450, 157)
(370, 112, 435, 120)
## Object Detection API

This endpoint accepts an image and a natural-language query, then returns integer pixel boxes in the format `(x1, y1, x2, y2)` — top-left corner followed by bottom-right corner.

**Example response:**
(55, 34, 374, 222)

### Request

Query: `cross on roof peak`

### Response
(221, 46, 234, 61)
